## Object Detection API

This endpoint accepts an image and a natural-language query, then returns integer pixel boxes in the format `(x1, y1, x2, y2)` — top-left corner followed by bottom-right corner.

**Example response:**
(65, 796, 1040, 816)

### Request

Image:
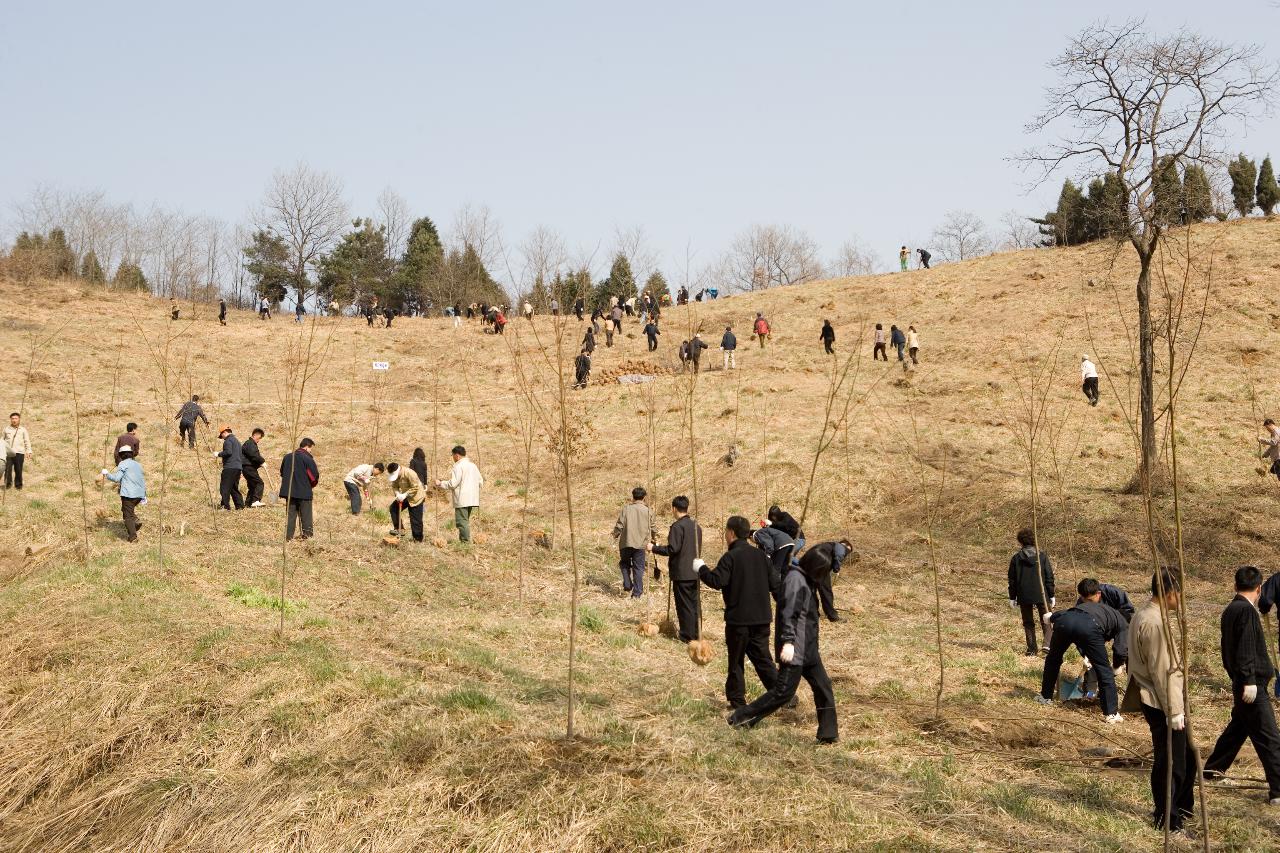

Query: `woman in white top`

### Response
(907, 326, 920, 365)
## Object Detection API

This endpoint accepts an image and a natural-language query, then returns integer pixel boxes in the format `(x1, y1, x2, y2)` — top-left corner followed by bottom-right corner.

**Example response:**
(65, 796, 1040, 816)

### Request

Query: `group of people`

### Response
(1008, 530, 1280, 836)
(899, 246, 931, 271)
(341, 447, 484, 544)
(613, 492, 850, 742)
(871, 323, 920, 364)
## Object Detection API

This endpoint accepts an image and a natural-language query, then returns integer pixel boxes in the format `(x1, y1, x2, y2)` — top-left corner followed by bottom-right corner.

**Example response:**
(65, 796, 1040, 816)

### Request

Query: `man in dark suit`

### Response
(649, 495, 703, 643)
(1203, 565, 1280, 804)
(699, 515, 778, 709)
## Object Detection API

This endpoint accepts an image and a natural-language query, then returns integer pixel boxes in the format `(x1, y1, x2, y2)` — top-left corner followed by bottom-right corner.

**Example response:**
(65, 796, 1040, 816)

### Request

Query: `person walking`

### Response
(279, 438, 319, 541)
(1259, 419, 1280, 482)
(649, 495, 703, 641)
(721, 325, 737, 369)
(610, 304, 623, 335)
(801, 539, 853, 623)
(574, 297, 585, 321)
(753, 313, 770, 349)
(294, 301, 306, 324)
(581, 326, 596, 355)
(613, 487, 657, 598)
(820, 320, 835, 355)
(550, 298, 559, 317)
(170, 299, 180, 321)
(387, 462, 426, 542)
(436, 445, 482, 542)
(343, 461, 384, 514)
(523, 301, 534, 322)
(241, 428, 266, 507)
(218, 298, 227, 326)
(3, 413, 31, 490)
(873, 324, 887, 361)
(700, 516, 779, 709)
(101, 446, 145, 542)
(384, 306, 395, 328)
(1008, 528, 1055, 655)
(728, 545, 839, 743)
(1038, 579, 1129, 723)
(907, 325, 920, 365)
(1202, 565, 1280, 803)
(899, 246, 909, 271)
(113, 422, 140, 464)
(678, 340, 690, 372)
(1081, 354, 1100, 406)
(890, 325, 906, 361)
(644, 319, 661, 353)
(213, 426, 244, 510)
(574, 350, 592, 390)
(917, 248, 931, 269)
(174, 396, 209, 449)
(410, 448, 428, 487)
(258, 296, 271, 320)
(1122, 569, 1195, 837)
(689, 334, 708, 373)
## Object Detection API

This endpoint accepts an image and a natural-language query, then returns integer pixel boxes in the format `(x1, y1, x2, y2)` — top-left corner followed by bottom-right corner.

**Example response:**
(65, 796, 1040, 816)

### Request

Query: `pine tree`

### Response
(80, 249, 105, 283)
(113, 261, 148, 291)
(1050, 179, 1087, 245)
(1256, 156, 1279, 217)
(1151, 157, 1182, 226)
(243, 229, 292, 303)
(397, 216, 443, 307)
(317, 218, 396, 308)
(529, 274, 551, 311)
(1227, 154, 1257, 218)
(593, 253, 636, 305)
(643, 270, 669, 301)
(46, 228, 77, 277)
(1181, 165, 1214, 222)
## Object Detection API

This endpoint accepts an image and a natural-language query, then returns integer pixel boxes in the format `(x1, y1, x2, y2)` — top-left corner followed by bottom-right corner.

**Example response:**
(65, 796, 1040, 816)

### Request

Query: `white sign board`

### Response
(372, 361, 390, 371)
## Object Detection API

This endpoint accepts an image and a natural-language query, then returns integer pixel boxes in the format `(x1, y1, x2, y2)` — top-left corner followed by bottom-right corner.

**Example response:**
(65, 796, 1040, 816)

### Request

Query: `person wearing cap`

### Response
(113, 422, 140, 464)
(241, 428, 267, 507)
(280, 439, 319, 541)
(688, 334, 708, 373)
(386, 462, 425, 542)
(1081, 354, 1100, 406)
(174, 395, 209, 449)
(3, 413, 31, 491)
(101, 447, 145, 542)
(436, 445, 483, 543)
(213, 426, 244, 510)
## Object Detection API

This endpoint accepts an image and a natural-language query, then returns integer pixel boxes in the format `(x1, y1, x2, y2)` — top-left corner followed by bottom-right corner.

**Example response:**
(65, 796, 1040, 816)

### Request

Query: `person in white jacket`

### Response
(1081, 354, 1100, 406)
(437, 445, 483, 542)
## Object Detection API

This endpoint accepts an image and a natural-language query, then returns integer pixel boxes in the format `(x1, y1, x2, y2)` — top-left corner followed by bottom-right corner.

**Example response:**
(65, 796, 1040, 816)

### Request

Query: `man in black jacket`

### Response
(241, 428, 266, 507)
(573, 351, 591, 390)
(1203, 565, 1280, 802)
(767, 505, 803, 546)
(1008, 528, 1055, 655)
(1083, 581, 1135, 699)
(699, 515, 778, 708)
(644, 320, 661, 352)
(650, 495, 703, 642)
(1037, 578, 1128, 722)
(174, 395, 209, 449)
(280, 438, 319, 541)
(801, 540, 852, 622)
(728, 549, 839, 743)
(214, 426, 244, 510)
(688, 334, 708, 373)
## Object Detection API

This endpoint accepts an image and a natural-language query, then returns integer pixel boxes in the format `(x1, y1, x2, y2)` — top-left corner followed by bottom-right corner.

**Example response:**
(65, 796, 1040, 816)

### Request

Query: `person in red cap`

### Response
(214, 426, 244, 510)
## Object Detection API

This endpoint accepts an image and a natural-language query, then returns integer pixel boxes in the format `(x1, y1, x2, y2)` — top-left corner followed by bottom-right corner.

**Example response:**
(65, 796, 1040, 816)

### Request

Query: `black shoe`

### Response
(827, 614, 842, 622)
(817, 736, 839, 745)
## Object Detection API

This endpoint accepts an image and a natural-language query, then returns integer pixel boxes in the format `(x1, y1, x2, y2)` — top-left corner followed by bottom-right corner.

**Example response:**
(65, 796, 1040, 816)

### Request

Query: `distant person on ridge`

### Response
(613, 486, 657, 599)
(174, 395, 209, 449)
(295, 301, 306, 324)
(820, 320, 835, 355)
(644, 319, 661, 352)
(721, 325, 737, 369)
(1080, 354, 1100, 406)
(574, 297, 585, 321)
(1008, 527, 1055, 656)
(890, 325, 906, 361)
(610, 304, 624, 335)
(872, 324, 887, 361)
(753, 313, 770, 348)
(899, 246, 909, 272)
(170, 299, 180, 321)
(917, 248, 931, 269)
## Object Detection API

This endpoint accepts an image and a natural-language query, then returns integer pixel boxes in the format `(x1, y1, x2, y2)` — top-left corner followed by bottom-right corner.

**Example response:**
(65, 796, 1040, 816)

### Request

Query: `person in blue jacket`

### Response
(101, 446, 146, 542)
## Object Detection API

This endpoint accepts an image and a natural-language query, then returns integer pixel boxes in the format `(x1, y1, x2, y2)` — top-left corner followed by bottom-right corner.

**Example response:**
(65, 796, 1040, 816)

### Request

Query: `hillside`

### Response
(3, 216, 1280, 851)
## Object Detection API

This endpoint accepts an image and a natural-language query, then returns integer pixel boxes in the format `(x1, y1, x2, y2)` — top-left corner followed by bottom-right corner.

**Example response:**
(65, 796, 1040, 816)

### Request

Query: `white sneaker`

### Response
(1034, 695, 1053, 705)
(250, 501, 264, 508)
(1104, 713, 1123, 724)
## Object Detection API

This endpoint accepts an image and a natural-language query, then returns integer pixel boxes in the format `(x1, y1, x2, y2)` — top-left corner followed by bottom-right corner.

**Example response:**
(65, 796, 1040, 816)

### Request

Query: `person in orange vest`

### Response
(753, 313, 771, 349)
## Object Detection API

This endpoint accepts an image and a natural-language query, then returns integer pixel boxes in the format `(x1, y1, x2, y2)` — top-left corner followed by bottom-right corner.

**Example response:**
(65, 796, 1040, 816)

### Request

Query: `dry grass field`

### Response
(3, 217, 1280, 851)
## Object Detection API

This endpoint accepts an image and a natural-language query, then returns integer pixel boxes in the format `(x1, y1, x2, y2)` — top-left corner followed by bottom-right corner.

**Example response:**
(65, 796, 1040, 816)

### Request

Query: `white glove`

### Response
(1049, 598, 1056, 609)
(1243, 685, 1258, 704)
(395, 492, 407, 503)
(1043, 611, 1054, 627)
(100, 468, 109, 476)
(780, 643, 795, 664)
(1009, 599, 1019, 610)
(1170, 714, 1186, 731)
(692, 558, 706, 571)
(1082, 657, 1093, 671)
(211, 452, 220, 459)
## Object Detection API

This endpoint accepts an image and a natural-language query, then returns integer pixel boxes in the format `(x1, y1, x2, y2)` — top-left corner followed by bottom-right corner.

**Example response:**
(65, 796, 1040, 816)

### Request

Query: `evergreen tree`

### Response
(1257, 156, 1279, 216)
(1050, 179, 1087, 245)
(593, 253, 636, 305)
(643, 270, 669, 300)
(113, 260, 148, 291)
(318, 218, 397, 308)
(46, 228, 76, 277)
(529, 274, 551, 311)
(397, 216, 443, 308)
(243, 229, 292, 303)
(1180, 165, 1214, 222)
(1227, 154, 1257, 218)
(1151, 157, 1182, 226)
(80, 249, 105, 283)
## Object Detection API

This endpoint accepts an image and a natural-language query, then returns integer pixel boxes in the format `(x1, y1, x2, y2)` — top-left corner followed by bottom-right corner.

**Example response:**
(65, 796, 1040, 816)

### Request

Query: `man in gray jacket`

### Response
(214, 426, 244, 510)
(613, 486, 657, 598)
(650, 495, 703, 641)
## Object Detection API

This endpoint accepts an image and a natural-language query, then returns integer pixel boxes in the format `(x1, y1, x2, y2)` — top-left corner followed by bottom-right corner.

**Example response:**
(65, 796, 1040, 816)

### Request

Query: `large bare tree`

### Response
(1024, 21, 1275, 485)
(257, 164, 348, 306)
(715, 223, 824, 292)
(832, 236, 880, 277)
(375, 186, 411, 261)
(931, 210, 992, 261)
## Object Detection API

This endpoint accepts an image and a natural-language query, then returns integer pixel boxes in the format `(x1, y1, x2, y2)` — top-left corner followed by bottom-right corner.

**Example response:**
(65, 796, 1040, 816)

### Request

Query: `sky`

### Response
(1, 0, 1278, 281)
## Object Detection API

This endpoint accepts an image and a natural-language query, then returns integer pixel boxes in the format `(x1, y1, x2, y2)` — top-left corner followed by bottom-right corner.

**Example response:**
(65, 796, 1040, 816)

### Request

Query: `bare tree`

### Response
(376, 186, 411, 261)
(831, 236, 880, 277)
(1023, 20, 1275, 486)
(517, 225, 568, 296)
(1000, 209, 1044, 250)
(256, 164, 348, 306)
(714, 223, 824, 292)
(931, 210, 992, 261)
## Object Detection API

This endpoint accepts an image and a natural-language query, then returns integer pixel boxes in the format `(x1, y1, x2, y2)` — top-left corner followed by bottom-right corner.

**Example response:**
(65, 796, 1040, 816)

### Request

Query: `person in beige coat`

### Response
(1122, 569, 1194, 837)
(612, 486, 658, 598)
(436, 445, 483, 542)
(387, 462, 426, 542)
(3, 412, 32, 490)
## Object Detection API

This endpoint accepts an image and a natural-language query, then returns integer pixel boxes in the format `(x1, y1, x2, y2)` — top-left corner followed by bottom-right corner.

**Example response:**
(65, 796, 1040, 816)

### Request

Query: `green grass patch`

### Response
(438, 685, 504, 714)
(226, 581, 303, 614)
(982, 782, 1042, 821)
(287, 637, 341, 683)
(193, 626, 232, 659)
(578, 606, 606, 633)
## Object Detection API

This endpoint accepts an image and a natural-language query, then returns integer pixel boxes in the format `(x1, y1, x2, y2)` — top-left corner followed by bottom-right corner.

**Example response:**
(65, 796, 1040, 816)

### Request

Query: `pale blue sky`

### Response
(1, 1, 1277, 280)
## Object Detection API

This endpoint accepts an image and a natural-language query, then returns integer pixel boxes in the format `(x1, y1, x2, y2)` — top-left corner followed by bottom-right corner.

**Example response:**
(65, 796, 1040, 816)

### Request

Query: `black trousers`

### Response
(1204, 680, 1280, 797)
(1040, 611, 1117, 715)
(1019, 601, 1047, 653)
(647, 335, 658, 351)
(121, 496, 141, 542)
(391, 500, 424, 542)
(612, 318, 622, 333)
(243, 466, 264, 505)
(1140, 703, 1196, 831)
(345, 481, 363, 514)
(285, 498, 313, 540)
(729, 654, 839, 742)
(179, 421, 196, 448)
(219, 468, 244, 509)
(673, 579, 700, 643)
(724, 623, 778, 708)
(872, 342, 887, 361)
(1083, 376, 1100, 404)
(818, 574, 838, 620)
(3, 453, 23, 489)
(823, 340, 834, 354)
